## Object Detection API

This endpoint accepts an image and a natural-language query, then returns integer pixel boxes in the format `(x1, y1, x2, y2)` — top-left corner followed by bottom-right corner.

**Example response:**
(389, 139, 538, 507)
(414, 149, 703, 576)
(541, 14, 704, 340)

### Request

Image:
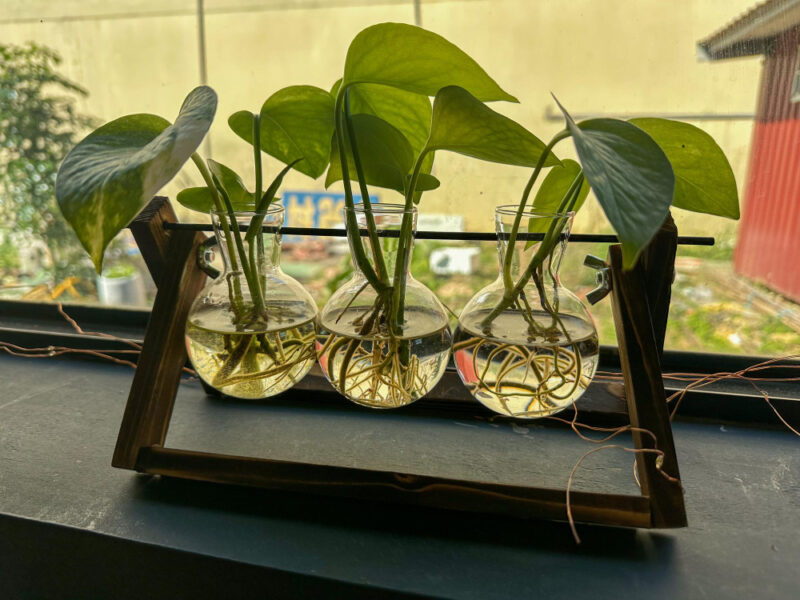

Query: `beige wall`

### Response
(1, 0, 761, 234)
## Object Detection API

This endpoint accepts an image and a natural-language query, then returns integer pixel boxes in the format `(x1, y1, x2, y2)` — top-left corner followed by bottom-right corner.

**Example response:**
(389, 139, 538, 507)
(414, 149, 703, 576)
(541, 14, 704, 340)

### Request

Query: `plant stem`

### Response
(481, 170, 584, 329)
(191, 153, 239, 269)
(502, 129, 569, 294)
(191, 153, 246, 314)
(344, 88, 389, 285)
(251, 113, 268, 296)
(333, 89, 387, 294)
(253, 114, 263, 205)
(389, 150, 428, 336)
(215, 175, 267, 319)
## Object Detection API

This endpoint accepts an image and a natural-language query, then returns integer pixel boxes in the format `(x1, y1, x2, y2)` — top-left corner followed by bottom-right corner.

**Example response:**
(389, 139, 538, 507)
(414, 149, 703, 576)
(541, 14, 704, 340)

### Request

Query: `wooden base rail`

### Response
(136, 445, 653, 528)
(113, 197, 688, 530)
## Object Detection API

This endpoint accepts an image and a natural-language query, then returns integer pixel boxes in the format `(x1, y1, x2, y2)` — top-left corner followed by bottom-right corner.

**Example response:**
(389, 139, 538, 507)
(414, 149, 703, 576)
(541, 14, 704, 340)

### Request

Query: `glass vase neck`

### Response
(494, 206, 574, 283)
(344, 203, 417, 277)
(211, 205, 284, 274)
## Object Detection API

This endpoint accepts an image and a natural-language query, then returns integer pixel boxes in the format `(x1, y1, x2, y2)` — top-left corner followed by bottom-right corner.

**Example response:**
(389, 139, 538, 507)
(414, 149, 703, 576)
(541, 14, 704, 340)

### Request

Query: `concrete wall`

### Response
(1, 0, 761, 234)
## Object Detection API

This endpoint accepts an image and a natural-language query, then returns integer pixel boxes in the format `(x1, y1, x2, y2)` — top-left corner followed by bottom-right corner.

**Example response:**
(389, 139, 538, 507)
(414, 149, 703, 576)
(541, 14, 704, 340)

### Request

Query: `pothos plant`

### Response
(228, 23, 737, 402)
(219, 23, 563, 402)
(55, 86, 299, 324)
(54, 23, 738, 403)
(56, 85, 326, 396)
(448, 97, 738, 417)
(478, 98, 739, 332)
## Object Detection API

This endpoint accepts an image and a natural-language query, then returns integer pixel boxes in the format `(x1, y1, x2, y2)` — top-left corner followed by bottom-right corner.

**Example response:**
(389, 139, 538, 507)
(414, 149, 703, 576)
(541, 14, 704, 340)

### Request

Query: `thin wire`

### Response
(0, 303, 197, 377)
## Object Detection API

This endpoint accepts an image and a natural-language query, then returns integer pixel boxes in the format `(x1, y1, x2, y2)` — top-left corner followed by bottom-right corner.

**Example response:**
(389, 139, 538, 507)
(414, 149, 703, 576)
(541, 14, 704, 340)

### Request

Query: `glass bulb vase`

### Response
(317, 204, 452, 409)
(185, 205, 318, 399)
(453, 207, 598, 418)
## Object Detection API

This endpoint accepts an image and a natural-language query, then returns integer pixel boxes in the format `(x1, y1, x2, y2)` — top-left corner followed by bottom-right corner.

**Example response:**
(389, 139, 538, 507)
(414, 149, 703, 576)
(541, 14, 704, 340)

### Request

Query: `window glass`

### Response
(1, 0, 797, 357)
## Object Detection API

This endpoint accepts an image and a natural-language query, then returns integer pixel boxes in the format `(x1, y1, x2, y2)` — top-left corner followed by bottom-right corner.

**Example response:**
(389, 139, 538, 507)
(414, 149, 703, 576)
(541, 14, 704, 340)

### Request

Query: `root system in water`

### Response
(453, 310, 598, 418)
(317, 306, 451, 408)
(186, 313, 316, 400)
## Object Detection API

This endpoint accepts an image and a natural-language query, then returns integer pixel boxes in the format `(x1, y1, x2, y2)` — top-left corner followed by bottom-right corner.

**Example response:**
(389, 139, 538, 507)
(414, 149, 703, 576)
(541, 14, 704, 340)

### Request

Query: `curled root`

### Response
(321, 332, 437, 408)
(455, 335, 591, 417)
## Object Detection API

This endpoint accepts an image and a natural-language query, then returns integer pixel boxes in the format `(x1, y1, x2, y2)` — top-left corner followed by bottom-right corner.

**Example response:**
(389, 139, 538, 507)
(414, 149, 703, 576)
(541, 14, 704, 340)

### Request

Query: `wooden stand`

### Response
(113, 197, 687, 529)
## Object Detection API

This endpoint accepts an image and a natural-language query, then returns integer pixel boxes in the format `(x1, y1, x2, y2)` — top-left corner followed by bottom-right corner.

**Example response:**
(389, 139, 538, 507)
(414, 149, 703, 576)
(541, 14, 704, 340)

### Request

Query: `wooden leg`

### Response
(608, 243, 687, 528)
(112, 223, 207, 469)
(641, 213, 678, 356)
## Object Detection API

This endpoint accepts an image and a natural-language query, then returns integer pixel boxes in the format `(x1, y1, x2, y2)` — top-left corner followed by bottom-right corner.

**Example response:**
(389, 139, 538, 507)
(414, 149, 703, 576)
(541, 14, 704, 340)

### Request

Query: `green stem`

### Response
(215, 175, 267, 319)
(481, 171, 583, 329)
(502, 129, 569, 294)
(390, 150, 428, 336)
(344, 89, 389, 285)
(191, 153, 246, 315)
(251, 114, 268, 297)
(253, 114, 263, 206)
(192, 153, 239, 270)
(333, 89, 387, 294)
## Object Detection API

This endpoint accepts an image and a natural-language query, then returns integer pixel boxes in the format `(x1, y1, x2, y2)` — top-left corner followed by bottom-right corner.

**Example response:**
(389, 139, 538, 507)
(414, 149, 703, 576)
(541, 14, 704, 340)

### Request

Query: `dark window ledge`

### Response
(0, 352, 798, 599)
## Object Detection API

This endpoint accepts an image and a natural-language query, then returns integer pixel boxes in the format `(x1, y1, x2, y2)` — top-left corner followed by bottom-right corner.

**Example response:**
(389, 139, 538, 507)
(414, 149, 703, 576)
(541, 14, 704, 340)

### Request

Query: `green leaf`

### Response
(246, 160, 301, 243)
(342, 23, 517, 102)
(556, 99, 674, 268)
(527, 159, 590, 241)
(229, 85, 334, 179)
(425, 86, 557, 167)
(326, 114, 439, 194)
(176, 160, 255, 214)
(333, 79, 437, 202)
(344, 81, 432, 156)
(630, 118, 739, 219)
(56, 85, 217, 271)
(207, 159, 254, 207)
(176, 187, 214, 213)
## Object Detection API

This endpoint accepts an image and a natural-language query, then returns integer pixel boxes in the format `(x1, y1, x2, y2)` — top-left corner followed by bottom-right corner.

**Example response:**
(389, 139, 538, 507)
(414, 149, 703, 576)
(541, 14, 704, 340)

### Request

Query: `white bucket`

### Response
(96, 273, 146, 307)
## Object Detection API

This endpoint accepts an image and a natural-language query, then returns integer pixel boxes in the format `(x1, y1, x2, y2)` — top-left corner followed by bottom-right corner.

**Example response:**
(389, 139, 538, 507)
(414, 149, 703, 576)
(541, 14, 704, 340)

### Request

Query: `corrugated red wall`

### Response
(735, 28, 800, 302)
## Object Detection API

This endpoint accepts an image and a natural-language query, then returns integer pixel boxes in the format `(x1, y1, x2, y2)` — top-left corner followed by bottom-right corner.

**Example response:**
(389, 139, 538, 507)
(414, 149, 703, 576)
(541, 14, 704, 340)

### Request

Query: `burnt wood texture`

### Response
(112, 199, 207, 468)
(112, 198, 687, 529)
(607, 216, 687, 527)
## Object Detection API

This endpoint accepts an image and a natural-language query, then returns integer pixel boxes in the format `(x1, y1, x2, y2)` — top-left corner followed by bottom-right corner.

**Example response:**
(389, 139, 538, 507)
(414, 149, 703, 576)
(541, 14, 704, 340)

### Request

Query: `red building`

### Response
(699, 0, 800, 303)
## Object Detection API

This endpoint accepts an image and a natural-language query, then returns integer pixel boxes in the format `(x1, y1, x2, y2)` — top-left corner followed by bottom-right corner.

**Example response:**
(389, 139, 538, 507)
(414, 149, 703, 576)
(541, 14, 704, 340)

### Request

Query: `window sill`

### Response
(0, 351, 798, 599)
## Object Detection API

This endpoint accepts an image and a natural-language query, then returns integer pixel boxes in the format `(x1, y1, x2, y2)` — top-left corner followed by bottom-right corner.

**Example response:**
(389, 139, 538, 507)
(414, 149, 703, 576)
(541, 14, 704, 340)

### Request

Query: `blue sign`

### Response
(280, 191, 379, 239)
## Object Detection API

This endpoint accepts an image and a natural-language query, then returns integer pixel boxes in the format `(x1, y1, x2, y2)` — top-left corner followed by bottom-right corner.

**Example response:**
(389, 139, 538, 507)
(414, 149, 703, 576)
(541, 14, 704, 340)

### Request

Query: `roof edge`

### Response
(698, 0, 800, 61)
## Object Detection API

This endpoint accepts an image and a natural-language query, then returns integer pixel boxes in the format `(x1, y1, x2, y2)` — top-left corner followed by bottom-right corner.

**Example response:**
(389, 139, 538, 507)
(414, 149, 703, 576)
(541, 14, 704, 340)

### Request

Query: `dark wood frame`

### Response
(112, 197, 687, 529)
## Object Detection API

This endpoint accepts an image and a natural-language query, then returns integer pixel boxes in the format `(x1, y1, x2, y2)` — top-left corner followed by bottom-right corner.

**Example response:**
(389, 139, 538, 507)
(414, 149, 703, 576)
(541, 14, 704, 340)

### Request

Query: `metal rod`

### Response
(162, 222, 714, 246)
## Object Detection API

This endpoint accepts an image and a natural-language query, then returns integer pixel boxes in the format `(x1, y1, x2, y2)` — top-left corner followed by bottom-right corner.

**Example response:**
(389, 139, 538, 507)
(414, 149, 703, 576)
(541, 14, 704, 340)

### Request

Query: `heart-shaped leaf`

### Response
(176, 187, 214, 213)
(343, 23, 517, 102)
(555, 99, 674, 268)
(56, 86, 217, 271)
(229, 85, 334, 179)
(527, 159, 590, 241)
(425, 86, 557, 167)
(333, 79, 436, 203)
(177, 160, 255, 213)
(630, 118, 739, 219)
(208, 160, 254, 207)
(326, 114, 439, 194)
(334, 79, 432, 156)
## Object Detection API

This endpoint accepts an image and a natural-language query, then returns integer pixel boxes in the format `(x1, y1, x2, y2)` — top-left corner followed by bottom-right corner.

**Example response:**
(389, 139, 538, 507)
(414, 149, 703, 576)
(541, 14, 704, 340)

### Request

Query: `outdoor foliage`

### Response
(0, 43, 96, 281)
